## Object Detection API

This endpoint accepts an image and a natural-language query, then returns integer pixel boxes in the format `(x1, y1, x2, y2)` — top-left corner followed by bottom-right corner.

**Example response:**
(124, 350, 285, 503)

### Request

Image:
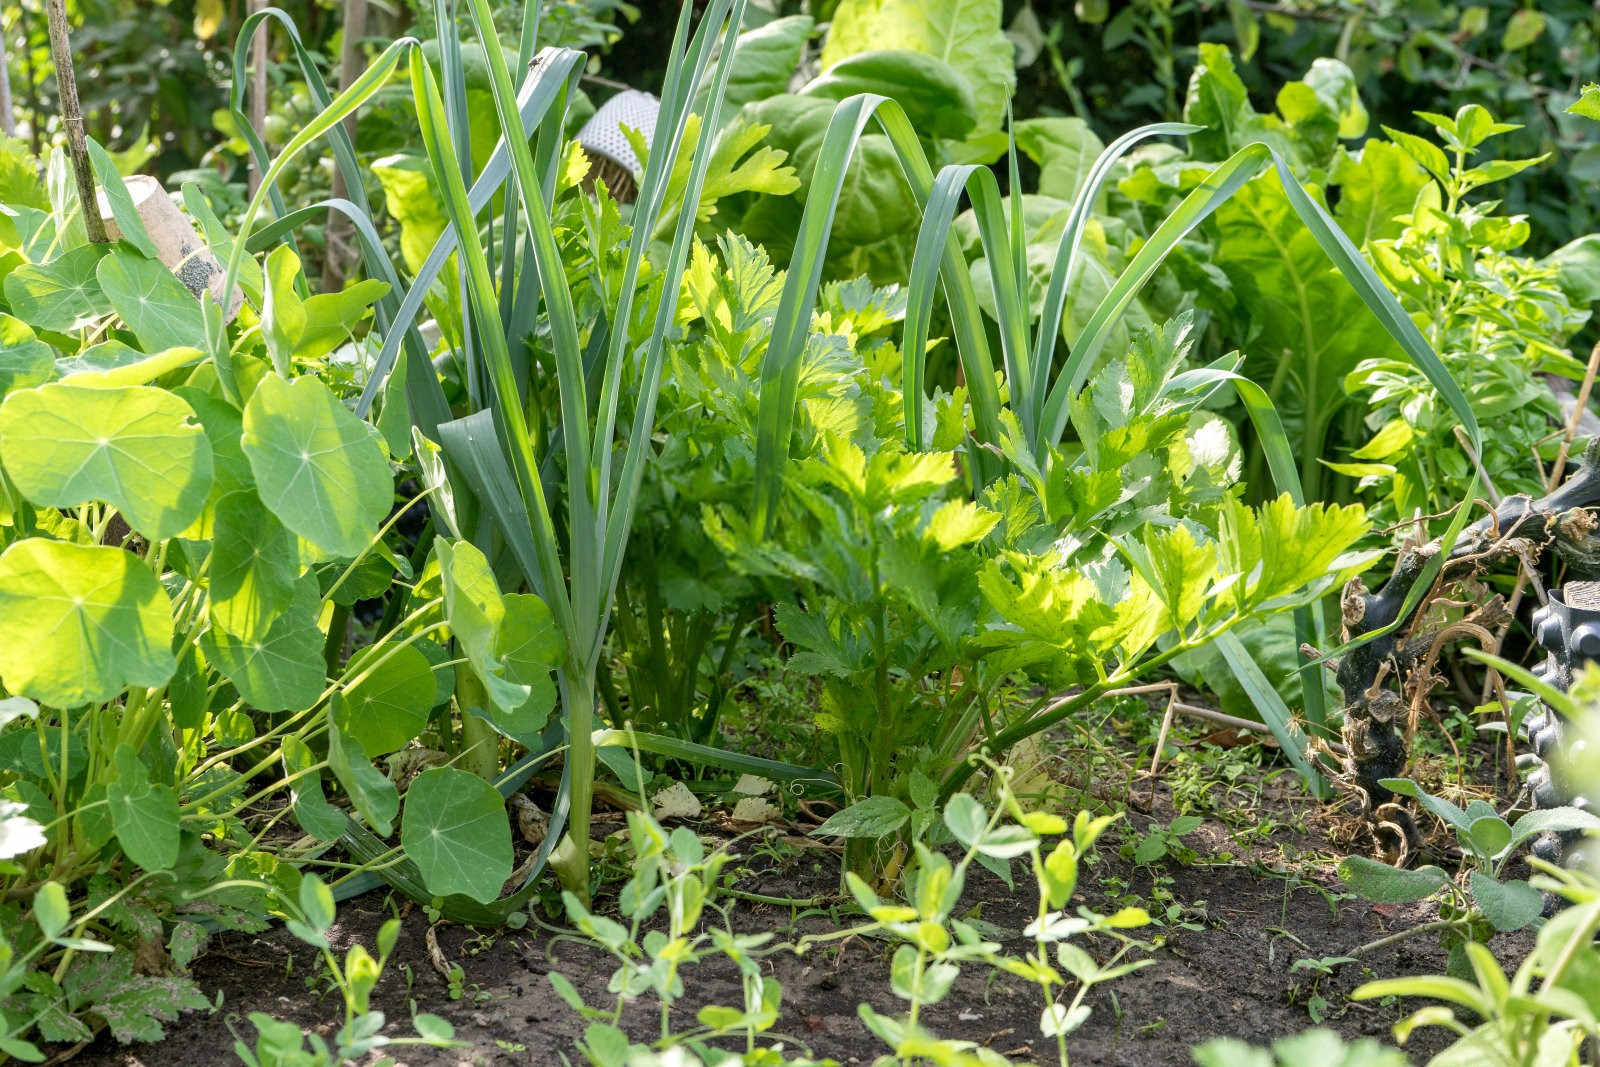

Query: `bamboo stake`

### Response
(43, 0, 105, 244)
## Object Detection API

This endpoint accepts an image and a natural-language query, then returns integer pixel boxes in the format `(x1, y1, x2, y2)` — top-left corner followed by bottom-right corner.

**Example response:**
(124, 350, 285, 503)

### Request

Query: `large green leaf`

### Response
(201, 577, 325, 712)
(2, 245, 110, 333)
(327, 719, 397, 836)
(107, 745, 179, 872)
(1014, 118, 1105, 204)
(1211, 174, 1395, 477)
(0, 382, 213, 541)
(261, 244, 389, 370)
(0, 313, 56, 396)
(96, 250, 207, 352)
(436, 539, 532, 714)
(0, 540, 176, 707)
(799, 50, 976, 141)
(1330, 140, 1431, 248)
(241, 372, 392, 558)
(400, 767, 512, 904)
(208, 490, 301, 640)
(822, 0, 1014, 144)
(699, 14, 811, 116)
(332, 642, 435, 755)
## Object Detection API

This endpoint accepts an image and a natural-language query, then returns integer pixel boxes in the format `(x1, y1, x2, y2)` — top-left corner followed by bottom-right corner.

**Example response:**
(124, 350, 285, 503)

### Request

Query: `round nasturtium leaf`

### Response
(96, 248, 207, 353)
(332, 642, 435, 755)
(0, 539, 177, 707)
(2, 245, 110, 333)
(0, 313, 56, 396)
(400, 767, 513, 904)
(201, 577, 326, 712)
(0, 382, 213, 541)
(241, 372, 393, 559)
(492, 592, 561, 737)
(208, 489, 301, 641)
(107, 744, 179, 872)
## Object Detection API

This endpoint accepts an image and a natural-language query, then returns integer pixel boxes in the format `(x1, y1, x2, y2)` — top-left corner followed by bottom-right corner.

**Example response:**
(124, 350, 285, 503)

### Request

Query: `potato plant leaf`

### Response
(400, 767, 513, 904)
(0, 540, 176, 707)
(0, 382, 213, 541)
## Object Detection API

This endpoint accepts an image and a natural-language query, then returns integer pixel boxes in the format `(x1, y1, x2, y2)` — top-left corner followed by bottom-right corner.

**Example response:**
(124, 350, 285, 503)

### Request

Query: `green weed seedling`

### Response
(1353, 858, 1600, 1066)
(548, 809, 831, 1065)
(1338, 777, 1600, 972)
(230, 875, 456, 1066)
(1128, 814, 1205, 866)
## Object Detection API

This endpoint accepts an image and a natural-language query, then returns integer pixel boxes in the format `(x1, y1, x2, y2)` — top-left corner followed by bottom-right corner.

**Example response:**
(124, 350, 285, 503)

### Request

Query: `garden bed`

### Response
(73, 727, 1533, 1066)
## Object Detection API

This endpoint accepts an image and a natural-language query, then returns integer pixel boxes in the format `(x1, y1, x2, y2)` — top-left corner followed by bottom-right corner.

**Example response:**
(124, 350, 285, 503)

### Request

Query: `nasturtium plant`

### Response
(399, 767, 514, 904)
(200, 576, 327, 712)
(0, 540, 176, 707)
(96, 249, 207, 353)
(2, 244, 109, 333)
(0, 314, 54, 394)
(240, 372, 393, 559)
(0, 382, 213, 540)
(332, 643, 437, 755)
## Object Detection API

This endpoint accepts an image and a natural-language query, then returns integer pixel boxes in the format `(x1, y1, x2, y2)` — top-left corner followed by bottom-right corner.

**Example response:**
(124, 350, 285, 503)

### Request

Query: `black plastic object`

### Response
(1523, 582, 1600, 867)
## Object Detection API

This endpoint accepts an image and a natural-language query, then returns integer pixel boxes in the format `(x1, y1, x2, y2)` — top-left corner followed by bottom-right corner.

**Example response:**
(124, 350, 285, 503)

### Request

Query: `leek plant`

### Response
(744, 93, 1490, 791)
(395, 0, 757, 898)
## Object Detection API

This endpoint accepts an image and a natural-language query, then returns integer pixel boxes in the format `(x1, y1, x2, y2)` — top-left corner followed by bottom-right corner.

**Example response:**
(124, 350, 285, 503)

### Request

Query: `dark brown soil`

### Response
(67, 755, 1533, 1067)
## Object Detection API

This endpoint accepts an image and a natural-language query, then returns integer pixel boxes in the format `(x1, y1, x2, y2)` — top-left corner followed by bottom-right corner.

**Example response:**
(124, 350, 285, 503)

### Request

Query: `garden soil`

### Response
(70, 762, 1533, 1066)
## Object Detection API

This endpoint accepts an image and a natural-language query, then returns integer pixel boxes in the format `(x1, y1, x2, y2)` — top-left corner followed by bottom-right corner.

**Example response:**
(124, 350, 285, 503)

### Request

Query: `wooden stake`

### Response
(43, 0, 105, 244)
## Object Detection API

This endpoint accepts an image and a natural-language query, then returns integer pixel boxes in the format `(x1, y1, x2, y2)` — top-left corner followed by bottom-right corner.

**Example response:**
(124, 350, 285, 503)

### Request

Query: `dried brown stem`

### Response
(43, 0, 105, 244)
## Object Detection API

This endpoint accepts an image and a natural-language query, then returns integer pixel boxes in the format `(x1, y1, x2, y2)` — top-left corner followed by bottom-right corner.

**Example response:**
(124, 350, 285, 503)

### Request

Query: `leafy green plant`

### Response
(1352, 859, 1600, 1067)
(803, 762, 1152, 1067)
(549, 808, 827, 1065)
(1337, 775, 1600, 972)
(1128, 814, 1204, 867)
(230, 874, 456, 1066)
